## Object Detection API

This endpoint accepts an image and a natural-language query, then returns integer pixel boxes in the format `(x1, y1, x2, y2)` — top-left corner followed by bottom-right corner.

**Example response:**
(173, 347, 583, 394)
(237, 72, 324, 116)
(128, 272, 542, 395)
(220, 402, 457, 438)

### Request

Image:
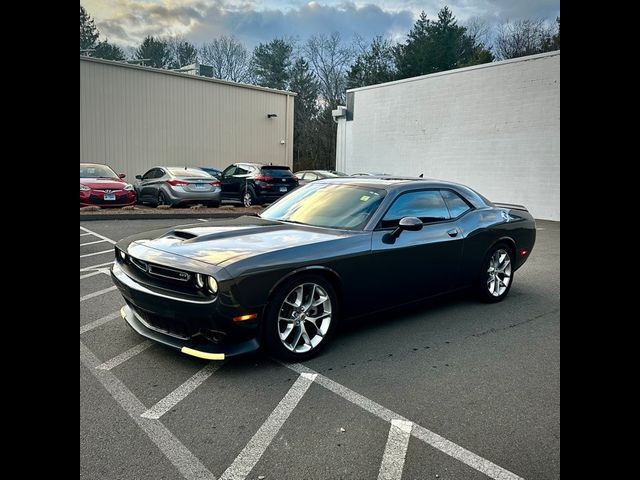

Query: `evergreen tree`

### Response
(80, 5, 99, 52)
(252, 39, 293, 90)
(289, 58, 320, 169)
(347, 36, 396, 89)
(135, 36, 171, 68)
(93, 41, 126, 61)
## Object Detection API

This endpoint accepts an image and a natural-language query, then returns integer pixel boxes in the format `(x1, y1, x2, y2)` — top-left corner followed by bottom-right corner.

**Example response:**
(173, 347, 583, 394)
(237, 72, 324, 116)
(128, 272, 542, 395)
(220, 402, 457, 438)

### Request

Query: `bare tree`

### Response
(495, 19, 555, 60)
(199, 36, 252, 83)
(304, 32, 354, 106)
(165, 36, 198, 68)
(465, 17, 492, 50)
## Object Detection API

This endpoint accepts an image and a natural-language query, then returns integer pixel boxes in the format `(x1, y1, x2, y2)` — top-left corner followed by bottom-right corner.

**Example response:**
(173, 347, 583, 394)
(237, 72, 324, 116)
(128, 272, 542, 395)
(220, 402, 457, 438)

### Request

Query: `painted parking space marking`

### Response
(220, 372, 317, 480)
(80, 232, 93, 236)
(80, 269, 110, 280)
(80, 261, 114, 272)
(81, 342, 215, 480)
(80, 286, 117, 302)
(197, 218, 207, 222)
(378, 420, 413, 480)
(283, 362, 524, 480)
(80, 249, 113, 259)
(80, 310, 121, 335)
(141, 363, 223, 420)
(81, 239, 109, 246)
(97, 340, 153, 371)
(80, 226, 117, 244)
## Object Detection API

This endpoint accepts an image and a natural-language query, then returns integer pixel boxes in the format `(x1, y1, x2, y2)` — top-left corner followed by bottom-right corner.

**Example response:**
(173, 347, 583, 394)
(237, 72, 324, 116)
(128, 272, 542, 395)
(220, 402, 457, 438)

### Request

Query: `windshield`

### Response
(80, 164, 118, 178)
(260, 182, 386, 229)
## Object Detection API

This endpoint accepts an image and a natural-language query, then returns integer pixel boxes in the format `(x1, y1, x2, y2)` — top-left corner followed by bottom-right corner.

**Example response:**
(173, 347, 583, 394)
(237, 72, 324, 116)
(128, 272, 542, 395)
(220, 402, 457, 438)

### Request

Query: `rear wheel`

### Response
(477, 244, 514, 303)
(264, 275, 338, 361)
(157, 191, 171, 208)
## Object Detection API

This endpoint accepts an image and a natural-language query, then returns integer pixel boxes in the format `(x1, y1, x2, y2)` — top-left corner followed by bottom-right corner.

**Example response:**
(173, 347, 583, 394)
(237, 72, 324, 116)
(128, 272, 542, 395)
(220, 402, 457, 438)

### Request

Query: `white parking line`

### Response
(80, 310, 121, 335)
(80, 342, 215, 480)
(283, 363, 523, 480)
(80, 232, 93, 236)
(378, 420, 413, 480)
(80, 239, 109, 246)
(80, 261, 114, 272)
(80, 286, 117, 302)
(197, 218, 207, 222)
(141, 363, 222, 420)
(80, 269, 111, 280)
(80, 226, 117, 244)
(220, 372, 317, 480)
(80, 249, 113, 258)
(97, 340, 153, 370)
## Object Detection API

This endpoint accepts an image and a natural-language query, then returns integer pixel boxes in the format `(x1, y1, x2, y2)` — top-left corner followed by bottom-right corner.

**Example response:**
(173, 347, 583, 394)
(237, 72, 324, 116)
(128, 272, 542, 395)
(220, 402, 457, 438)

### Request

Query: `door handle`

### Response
(447, 228, 458, 237)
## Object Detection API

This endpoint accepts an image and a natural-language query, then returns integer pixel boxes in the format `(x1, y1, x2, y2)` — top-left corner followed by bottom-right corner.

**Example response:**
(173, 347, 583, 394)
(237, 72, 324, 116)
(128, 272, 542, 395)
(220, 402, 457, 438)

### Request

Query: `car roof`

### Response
(314, 176, 491, 208)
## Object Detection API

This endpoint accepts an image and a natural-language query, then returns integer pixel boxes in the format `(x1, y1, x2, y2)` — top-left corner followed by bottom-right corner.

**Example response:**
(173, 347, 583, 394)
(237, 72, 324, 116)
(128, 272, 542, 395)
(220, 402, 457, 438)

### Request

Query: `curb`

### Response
(80, 211, 258, 221)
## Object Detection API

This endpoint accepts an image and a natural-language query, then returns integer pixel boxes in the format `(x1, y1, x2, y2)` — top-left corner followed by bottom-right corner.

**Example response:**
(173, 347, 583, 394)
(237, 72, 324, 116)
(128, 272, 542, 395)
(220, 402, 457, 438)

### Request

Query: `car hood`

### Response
(124, 216, 359, 268)
(81, 177, 128, 189)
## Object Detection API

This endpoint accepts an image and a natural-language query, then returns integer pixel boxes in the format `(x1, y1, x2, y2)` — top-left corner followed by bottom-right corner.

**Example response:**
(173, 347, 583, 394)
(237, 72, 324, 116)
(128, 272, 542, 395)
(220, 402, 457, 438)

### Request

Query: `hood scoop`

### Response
(171, 230, 198, 240)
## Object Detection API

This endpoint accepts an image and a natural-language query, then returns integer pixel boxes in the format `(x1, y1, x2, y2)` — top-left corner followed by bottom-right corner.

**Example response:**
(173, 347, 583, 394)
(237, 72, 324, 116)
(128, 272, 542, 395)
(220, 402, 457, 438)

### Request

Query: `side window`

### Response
(381, 190, 450, 228)
(235, 166, 249, 175)
(222, 165, 236, 177)
(142, 169, 158, 181)
(440, 189, 471, 218)
(155, 169, 166, 179)
(305, 172, 318, 181)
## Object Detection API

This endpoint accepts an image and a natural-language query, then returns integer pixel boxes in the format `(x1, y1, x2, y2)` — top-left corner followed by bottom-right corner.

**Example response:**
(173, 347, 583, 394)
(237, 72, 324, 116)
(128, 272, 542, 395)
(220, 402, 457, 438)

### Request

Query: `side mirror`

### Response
(135, 175, 142, 180)
(118, 173, 126, 179)
(391, 216, 423, 238)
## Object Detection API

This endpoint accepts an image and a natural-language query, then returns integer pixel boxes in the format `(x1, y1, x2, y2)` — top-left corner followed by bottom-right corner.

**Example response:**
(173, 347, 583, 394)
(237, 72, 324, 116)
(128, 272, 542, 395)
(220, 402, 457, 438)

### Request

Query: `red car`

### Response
(80, 163, 136, 207)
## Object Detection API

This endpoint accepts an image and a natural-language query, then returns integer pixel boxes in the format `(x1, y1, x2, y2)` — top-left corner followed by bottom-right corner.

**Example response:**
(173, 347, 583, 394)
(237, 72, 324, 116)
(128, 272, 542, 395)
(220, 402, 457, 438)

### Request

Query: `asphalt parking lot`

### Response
(80, 218, 559, 480)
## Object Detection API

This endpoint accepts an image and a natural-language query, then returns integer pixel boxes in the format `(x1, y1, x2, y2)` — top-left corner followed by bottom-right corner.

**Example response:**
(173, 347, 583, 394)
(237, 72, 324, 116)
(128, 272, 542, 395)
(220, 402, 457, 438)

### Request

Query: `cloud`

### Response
(86, 1, 560, 50)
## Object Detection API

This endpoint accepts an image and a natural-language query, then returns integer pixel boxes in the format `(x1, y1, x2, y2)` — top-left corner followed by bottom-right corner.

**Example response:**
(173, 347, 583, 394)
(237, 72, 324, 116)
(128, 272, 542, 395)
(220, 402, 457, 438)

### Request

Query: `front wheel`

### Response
(264, 275, 339, 361)
(477, 244, 514, 303)
(243, 188, 260, 208)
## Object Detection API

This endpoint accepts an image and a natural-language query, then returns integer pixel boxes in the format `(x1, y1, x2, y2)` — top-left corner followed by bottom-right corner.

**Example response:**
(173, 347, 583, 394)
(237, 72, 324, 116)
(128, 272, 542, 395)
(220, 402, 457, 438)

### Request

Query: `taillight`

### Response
(210, 181, 220, 187)
(292, 176, 298, 182)
(167, 179, 189, 186)
(255, 175, 274, 182)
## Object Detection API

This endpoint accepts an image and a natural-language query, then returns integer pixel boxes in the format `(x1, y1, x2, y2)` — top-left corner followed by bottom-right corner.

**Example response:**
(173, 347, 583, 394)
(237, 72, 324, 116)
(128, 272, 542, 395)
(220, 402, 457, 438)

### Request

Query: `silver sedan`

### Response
(134, 166, 221, 207)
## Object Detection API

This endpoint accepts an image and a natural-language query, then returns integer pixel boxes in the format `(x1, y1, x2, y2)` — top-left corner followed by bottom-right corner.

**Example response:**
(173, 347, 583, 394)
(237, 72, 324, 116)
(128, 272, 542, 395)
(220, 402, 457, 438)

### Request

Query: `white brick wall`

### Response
(336, 51, 560, 220)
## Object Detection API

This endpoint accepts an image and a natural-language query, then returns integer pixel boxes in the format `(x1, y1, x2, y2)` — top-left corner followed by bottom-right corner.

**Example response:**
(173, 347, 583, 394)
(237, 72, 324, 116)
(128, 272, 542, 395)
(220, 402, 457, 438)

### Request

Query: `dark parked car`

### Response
(293, 170, 348, 186)
(217, 163, 298, 207)
(80, 163, 136, 207)
(112, 177, 536, 361)
(134, 166, 221, 207)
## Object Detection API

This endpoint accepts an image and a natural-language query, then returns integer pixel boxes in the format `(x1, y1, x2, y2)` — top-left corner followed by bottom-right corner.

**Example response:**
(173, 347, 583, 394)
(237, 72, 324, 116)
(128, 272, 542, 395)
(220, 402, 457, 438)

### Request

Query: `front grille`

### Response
(132, 306, 192, 339)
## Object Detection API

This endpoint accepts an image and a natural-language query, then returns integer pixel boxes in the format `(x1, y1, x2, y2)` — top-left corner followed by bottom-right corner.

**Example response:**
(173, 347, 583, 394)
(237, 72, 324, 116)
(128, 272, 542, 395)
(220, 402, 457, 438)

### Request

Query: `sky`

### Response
(83, 1, 560, 50)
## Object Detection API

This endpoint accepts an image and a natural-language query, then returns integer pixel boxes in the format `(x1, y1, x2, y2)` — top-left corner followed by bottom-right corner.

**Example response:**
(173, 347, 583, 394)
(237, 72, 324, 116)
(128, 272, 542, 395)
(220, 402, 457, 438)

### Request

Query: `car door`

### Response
(139, 169, 159, 201)
(142, 168, 166, 200)
(369, 189, 465, 307)
(219, 165, 237, 199)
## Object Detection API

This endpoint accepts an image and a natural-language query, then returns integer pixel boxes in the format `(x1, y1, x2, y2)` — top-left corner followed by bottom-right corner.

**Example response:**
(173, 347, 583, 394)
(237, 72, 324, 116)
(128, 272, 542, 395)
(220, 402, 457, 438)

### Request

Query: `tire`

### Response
(243, 187, 260, 208)
(477, 243, 514, 303)
(157, 191, 171, 208)
(264, 275, 339, 361)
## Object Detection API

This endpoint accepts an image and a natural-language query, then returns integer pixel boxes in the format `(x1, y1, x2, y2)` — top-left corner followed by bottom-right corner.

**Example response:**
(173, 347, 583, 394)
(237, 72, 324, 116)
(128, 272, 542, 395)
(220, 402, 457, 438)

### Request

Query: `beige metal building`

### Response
(80, 56, 295, 179)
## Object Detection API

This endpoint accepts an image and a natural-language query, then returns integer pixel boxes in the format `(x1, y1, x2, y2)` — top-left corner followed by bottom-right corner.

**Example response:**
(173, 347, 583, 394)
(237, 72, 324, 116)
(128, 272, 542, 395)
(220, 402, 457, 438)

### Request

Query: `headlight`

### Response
(124, 184, 134, 191)
(117, 249, 127, 262)
(207, 276, 218, 294)
(195, 273, 204, 289)
(80, 184, 90, 191)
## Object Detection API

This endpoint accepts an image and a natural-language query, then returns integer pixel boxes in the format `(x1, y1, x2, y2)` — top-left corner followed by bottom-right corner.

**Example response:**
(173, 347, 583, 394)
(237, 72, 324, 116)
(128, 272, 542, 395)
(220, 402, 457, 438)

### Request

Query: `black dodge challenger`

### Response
(111, 177, 536, 361)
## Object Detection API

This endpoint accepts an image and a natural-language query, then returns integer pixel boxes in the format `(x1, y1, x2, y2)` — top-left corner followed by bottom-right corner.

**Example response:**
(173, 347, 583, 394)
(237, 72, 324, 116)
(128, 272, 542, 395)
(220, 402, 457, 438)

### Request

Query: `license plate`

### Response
(193, 184, 207, 190)
(279, 187, 287, 192)
(104, 193, 116, 200)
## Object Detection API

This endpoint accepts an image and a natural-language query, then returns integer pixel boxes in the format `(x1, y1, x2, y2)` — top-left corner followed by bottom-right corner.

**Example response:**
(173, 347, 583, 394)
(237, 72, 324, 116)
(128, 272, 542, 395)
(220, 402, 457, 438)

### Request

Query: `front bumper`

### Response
(111, 261, 261, 359)
(120, 305, 259, 359)
(81, 190, 136, 207)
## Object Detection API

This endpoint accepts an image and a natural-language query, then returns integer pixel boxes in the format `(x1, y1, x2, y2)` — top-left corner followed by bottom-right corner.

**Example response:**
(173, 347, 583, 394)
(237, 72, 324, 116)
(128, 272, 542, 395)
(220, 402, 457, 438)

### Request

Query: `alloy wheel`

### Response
(243, 192, 252, 207)
(278, 283, 332, 353)
(487, 249, 512, 297)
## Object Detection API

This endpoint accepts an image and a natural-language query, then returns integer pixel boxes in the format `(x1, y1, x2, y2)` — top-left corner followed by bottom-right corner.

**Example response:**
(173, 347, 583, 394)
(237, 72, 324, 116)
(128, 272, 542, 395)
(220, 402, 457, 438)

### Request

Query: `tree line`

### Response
(81, 5, 559, 171)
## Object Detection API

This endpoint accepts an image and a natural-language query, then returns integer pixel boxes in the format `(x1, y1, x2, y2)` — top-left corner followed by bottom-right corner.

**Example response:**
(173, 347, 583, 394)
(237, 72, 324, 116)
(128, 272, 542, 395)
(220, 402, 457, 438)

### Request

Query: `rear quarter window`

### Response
(441, 189, 472, 218)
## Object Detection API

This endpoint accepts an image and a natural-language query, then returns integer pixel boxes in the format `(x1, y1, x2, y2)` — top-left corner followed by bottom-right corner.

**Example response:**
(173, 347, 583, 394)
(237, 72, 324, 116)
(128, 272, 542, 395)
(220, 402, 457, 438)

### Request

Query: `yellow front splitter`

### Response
(180, 347, 225, 361)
